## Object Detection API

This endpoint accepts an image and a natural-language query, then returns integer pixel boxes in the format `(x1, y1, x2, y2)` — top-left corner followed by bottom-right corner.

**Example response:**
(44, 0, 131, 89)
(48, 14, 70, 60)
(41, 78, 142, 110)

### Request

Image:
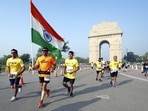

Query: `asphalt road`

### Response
(0, 67, 148, 111)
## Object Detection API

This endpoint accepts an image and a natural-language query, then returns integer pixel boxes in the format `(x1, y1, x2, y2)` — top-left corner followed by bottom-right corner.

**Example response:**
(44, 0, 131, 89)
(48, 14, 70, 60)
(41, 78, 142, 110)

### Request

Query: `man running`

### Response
(95, 58, 103, 82)
(109, 56, 119, 87)
(6, 49, 25, 102)
(63, 51, 79, 97)
(142, 59, 148, 77)
(32, 47, 56, 108)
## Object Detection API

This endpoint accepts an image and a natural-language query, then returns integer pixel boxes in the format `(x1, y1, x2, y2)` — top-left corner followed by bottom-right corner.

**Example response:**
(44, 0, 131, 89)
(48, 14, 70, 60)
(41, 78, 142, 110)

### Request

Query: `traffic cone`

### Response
(54, 70, 58, 77)
(19, 76, 24, 85)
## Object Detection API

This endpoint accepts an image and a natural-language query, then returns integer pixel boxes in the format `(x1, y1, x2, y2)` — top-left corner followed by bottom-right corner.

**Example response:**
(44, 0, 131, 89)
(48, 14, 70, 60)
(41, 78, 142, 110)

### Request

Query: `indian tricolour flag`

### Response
(31, 1, 64, 59)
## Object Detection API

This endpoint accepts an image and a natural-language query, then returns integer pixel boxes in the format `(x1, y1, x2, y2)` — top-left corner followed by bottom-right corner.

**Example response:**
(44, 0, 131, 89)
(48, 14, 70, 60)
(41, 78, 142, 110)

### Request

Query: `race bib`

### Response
(11, 72, 17, 75)
(66, 67, 74, 73)
(111, 68, 118, 73)
(10, 72, 17, 78)
(44, 77, 50, 81)
(145, 66, 148, 68)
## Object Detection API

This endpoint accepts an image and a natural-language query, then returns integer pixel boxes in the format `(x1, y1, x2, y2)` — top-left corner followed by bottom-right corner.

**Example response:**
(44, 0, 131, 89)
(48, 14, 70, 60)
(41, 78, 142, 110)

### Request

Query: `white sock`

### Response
(41, 90, 45, 100)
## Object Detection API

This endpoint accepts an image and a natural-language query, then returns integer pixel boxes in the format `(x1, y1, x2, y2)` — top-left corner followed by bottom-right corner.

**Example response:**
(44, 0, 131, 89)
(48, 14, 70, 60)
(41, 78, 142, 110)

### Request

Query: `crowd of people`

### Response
(91, 56, 120, 87)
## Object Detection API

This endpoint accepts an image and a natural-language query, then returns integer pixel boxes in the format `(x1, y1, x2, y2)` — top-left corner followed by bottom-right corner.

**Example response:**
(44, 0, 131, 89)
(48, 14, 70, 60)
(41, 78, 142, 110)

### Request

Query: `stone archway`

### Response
(88, 22, 123, 63)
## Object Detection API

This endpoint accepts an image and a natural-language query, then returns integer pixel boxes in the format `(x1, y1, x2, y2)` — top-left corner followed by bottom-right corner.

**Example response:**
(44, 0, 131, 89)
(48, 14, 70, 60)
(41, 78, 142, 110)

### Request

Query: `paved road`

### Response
(0, 67, 148, 111)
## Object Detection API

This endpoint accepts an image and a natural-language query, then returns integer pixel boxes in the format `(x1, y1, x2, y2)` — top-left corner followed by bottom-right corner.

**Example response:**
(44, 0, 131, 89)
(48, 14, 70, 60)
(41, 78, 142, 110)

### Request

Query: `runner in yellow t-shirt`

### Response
(63, 51, 79, 97)
(95, 58, 103, 82)
(6, 49, 25, 102)
(33, 47, 56, 108)
(109, 56, 119, 87)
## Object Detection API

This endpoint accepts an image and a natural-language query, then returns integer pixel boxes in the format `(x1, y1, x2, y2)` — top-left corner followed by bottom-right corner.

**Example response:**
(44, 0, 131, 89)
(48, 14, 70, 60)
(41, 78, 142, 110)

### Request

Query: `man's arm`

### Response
(74, 66, 79, 73)
(18, 66, 25, 75)
(50, 63, 56, 72)
(6, 66, 11, 78)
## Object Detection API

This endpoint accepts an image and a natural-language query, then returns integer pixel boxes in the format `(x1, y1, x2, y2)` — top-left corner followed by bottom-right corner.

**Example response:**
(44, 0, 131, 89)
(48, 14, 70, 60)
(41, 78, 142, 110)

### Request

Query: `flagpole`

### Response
(30, 0, 35, 75)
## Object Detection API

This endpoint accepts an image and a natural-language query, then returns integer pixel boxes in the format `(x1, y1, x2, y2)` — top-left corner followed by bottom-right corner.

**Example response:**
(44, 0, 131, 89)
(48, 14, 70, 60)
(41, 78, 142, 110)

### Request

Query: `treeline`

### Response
(123, 51, 148, 63)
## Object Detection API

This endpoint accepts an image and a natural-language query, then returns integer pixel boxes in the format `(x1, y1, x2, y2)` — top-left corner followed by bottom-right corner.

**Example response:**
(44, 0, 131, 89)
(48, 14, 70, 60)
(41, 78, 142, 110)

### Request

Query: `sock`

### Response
(41, 90, 45, 100)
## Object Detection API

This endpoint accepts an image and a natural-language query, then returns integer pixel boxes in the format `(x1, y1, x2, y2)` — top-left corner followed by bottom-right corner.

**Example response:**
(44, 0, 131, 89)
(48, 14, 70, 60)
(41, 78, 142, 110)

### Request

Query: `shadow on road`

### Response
(51, 98, 101, 111)
(117, 79, 133, 86)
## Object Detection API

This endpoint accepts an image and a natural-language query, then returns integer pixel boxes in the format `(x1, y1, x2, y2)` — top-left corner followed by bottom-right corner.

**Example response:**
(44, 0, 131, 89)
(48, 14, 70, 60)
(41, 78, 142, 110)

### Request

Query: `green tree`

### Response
(75, 57, 89, 63)
(123, 52, 136, 62)
(143, 52, 148, 61)
(0, 55, 11, 65)
(20, 53, 30, 63)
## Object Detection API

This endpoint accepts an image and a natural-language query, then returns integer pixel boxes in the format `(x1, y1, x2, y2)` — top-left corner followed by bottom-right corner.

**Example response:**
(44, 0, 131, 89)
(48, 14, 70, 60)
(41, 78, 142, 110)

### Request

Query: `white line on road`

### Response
(96, 95, 110, 99)
(120, 73, 148, 82)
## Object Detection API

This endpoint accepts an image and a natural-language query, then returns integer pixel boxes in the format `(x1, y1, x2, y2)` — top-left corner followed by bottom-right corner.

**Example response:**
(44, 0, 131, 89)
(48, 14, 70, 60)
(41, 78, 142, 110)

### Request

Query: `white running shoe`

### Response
(10, 96, 16, 102)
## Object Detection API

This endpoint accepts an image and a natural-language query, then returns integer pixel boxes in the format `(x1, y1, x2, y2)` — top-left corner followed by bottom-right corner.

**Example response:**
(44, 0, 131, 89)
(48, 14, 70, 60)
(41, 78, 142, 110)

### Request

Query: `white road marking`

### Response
(96, 94, 110, 99)
(120, 73, 148, 82)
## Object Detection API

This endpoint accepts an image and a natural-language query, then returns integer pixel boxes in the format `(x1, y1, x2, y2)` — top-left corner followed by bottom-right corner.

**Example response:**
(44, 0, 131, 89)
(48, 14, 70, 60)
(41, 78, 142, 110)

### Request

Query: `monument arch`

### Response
(88, 22, 123, 63)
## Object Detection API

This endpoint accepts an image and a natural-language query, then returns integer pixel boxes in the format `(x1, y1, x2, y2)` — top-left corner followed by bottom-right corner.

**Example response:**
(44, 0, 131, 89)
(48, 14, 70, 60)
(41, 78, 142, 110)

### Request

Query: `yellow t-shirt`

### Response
(109, 61, 119, 71)
(6, 57, 24, 77)
(95, 61, 103, 71)
(119, 62, 122, 68)
(64, 58, 79, 79)
(35, 55, 56, 77)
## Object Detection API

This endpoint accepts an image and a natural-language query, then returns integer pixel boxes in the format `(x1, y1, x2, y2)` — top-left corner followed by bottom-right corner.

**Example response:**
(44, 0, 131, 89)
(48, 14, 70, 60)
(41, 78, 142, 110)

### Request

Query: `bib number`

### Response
(66, 67, 74, 73)
(10, 72, 17, 79)
(44, 77, 50, 81)
(111, 68, 118, 73)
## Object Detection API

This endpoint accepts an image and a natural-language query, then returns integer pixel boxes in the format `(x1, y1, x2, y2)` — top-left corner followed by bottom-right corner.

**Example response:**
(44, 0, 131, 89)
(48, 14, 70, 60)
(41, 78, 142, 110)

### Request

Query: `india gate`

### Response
(88, 22, 123, 63)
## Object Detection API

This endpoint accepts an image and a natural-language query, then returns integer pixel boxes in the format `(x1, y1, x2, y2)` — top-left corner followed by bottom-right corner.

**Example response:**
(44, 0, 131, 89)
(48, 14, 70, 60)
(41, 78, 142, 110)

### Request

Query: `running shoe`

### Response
(10, 96, 16, 102)
(38, 100, 43, 108)
(70, 92, 74, 97)
(110, 81, 112, 85)
(99, 79, 102, 82)
(46, 89, 50, 97)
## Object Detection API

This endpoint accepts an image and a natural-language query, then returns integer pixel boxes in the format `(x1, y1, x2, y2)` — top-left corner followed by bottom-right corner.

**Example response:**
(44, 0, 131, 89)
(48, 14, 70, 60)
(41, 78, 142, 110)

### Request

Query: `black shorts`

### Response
(39, 77, 50, 83)
(96, 70, 102, 74)
(63, 77, 75, 84)
(9, 77, 20, 86)
(110, 71, 118, 77)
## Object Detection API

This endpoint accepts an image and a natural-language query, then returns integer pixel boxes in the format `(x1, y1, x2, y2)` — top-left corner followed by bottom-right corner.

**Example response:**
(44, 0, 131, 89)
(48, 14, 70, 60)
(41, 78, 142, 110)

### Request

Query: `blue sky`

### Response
(0, 0, 148, 61)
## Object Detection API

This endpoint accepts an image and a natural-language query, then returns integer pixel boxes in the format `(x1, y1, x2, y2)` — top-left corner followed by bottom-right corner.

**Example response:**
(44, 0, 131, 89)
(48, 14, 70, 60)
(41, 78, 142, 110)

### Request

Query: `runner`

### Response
(109, 56, 119, 87)
(142, 59, 148, 77)
(90, 62, 94, 69)
(32, 47, 56, 108)
(63, 51, 79, 97)
(28, 62, 32, 72)
(6, 49, 25, 102)
(95, 58, 103, 82)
